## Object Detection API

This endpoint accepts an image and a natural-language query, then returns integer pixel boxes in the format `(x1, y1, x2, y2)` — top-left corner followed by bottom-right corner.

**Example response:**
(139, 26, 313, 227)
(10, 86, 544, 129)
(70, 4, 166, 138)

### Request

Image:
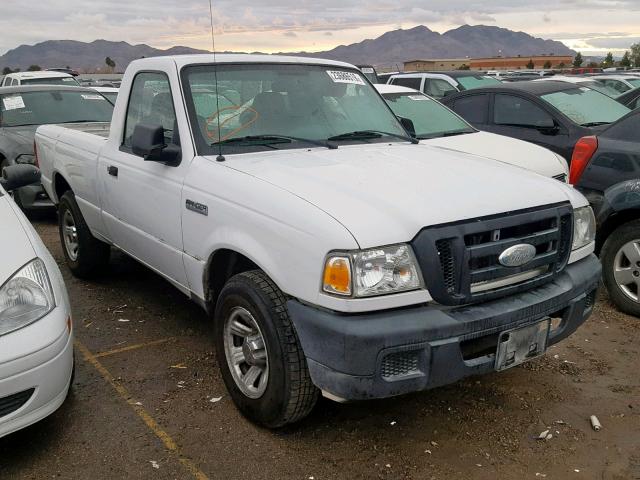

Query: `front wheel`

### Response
(58, 191, 111, 278)
(601, 219, 640, 317)
(214, 270, 318, 428)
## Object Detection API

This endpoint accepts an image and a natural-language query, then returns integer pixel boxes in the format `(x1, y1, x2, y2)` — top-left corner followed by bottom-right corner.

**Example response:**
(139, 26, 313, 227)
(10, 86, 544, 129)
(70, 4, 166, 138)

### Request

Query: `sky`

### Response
(0, 0, 639, 56)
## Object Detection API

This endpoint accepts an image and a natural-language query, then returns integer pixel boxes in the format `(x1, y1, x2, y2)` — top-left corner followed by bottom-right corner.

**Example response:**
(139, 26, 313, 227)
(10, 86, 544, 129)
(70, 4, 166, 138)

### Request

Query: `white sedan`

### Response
(0, 165, 73, 438)
(375, 84, 569, 181)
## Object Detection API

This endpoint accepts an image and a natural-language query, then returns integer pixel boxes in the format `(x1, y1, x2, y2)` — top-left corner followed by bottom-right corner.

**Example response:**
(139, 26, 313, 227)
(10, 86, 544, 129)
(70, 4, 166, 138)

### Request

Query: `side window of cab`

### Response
(122, 72, 178, 151)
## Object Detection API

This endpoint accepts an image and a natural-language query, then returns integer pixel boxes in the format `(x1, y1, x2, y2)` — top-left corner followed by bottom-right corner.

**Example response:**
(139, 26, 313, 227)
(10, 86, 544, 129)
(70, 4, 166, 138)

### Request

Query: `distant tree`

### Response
(557, 62, 566, 69)
(572, 52, 583, 68)
(27, 65, 41, 71)
(602, 52, 614, 68)
(105, 56, 116, 72)
(587, 61, 599, 68)
(543, 60, 552, 69)
(620, 51, 631, 68)
(630, 43, 640, 67)
(457, 64, 470, 70)
(2, 67, 12, 75)
(526, 59, 535, 69)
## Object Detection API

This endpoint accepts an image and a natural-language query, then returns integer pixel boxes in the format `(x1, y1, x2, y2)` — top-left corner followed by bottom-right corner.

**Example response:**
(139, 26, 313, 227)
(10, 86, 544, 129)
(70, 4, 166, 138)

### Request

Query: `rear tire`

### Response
(58, 191, 110, 278)
(214, 270, 318, 428)
(601, 219, 640, 317)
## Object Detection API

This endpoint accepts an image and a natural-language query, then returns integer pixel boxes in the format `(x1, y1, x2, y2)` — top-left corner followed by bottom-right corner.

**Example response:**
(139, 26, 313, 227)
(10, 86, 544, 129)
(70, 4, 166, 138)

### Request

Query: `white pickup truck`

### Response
(36, 54, 601, 428)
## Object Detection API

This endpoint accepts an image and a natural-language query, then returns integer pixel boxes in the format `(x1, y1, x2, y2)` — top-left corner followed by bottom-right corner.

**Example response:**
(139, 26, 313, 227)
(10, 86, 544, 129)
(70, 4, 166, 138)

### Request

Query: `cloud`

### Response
(283, 31, 297, 37)
(585, 36, 640, 48)
(542, 13, 551, 23)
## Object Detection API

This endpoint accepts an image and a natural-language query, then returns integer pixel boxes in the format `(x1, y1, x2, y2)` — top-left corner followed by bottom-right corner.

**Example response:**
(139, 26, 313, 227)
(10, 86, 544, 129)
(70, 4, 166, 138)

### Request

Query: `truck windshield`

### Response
(181, 64, 409, 154)
(381, 92, 474, 139)
(0, 90, 114, 127)
(456, 75, 501, 90)
(540, 87, 630, 126)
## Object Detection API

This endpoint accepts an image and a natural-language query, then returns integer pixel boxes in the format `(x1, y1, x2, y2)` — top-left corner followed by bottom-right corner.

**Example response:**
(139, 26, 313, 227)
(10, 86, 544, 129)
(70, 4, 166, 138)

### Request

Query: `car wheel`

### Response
(58, 191, 110, 278)
(214, 270, 318, 428)
(601, 219, 640, 317)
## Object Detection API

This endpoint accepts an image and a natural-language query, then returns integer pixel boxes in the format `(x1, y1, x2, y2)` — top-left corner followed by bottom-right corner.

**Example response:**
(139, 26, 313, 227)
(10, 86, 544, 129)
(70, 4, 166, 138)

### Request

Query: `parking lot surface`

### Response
(1, 214, 639, 480)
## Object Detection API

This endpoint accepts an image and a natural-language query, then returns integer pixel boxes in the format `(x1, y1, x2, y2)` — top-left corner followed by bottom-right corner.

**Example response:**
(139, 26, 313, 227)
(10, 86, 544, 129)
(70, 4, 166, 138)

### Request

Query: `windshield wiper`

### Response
(581, 121, 610, 127)
(213, 134, 337, 149)
(417, 130, 474, 140)
(327, 130, 419, 144)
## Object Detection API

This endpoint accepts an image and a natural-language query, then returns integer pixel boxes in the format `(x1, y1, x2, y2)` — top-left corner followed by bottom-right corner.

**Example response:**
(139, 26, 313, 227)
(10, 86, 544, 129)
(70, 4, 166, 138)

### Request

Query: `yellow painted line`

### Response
(94, 337, 176, 358)
(75, 340, 209, 480)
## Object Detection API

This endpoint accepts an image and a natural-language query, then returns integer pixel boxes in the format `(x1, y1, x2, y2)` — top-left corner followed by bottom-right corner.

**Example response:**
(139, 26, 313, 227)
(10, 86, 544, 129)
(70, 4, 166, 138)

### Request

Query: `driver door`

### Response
(98, 71, 189, 289)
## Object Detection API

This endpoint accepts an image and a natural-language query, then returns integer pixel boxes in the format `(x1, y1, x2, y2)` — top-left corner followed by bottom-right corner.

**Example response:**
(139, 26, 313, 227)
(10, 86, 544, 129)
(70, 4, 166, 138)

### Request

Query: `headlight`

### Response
(572, 206, 596, 251)
(0, 258, 55, 336)
(15, 154, 36, 165)
(323, 244, 423, 297)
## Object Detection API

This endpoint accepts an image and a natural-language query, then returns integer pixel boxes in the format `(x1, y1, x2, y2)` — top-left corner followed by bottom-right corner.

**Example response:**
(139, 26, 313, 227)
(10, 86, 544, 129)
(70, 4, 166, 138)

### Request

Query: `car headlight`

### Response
(572, 206, 596, 251)
(15, 154, 36, 165)
(323, 244, 423, 297)
(0, 258, 55, 336)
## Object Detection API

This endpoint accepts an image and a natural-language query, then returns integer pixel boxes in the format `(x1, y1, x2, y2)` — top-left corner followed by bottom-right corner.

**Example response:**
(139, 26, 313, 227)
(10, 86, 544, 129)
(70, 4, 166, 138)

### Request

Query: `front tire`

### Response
(601, 219, 640, 317)
(214, 270, 318, 428)
(58, 191, 110, 278)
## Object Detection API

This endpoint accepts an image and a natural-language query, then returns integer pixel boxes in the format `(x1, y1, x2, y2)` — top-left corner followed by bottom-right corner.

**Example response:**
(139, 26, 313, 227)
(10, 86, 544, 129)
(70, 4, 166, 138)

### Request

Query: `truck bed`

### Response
(54, 122, 111, 138)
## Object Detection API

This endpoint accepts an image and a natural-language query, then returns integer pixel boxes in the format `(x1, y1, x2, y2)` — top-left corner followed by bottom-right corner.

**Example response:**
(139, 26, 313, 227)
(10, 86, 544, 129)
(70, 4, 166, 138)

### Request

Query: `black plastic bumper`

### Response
(287, 254, 601, 401)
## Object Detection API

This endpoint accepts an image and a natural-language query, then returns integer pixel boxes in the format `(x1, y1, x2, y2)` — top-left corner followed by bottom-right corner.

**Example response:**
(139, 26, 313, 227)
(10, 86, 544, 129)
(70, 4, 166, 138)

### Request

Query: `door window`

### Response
(123, 72, 177, 150)
(390, 77, 422, 91)
(450, 94, 489, 124)
(494, 94, 554, 128)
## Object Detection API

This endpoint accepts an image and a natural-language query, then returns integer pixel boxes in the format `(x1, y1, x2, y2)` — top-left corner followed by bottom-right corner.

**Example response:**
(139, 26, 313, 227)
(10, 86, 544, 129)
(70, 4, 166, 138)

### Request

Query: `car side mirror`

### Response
(0, 164, 40, 192)
(131, 124, 181, 165)
(398, 116, 416, 137)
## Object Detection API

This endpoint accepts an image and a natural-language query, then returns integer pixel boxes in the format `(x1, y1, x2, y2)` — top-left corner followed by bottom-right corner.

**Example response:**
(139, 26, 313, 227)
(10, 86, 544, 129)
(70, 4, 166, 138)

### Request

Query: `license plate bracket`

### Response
(495, 319, 550, 371)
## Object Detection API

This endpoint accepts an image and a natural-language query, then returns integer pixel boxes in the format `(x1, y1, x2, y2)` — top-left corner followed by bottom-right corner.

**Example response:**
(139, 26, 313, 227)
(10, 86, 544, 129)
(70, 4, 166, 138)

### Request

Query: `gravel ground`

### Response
(1, 215, 639, 480)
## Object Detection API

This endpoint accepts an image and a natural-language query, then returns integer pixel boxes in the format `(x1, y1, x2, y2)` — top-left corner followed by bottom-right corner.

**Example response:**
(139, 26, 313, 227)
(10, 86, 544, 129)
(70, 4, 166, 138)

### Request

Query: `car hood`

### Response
(0, 193, 36, 281)
(422, 131, 568, 178)
(218, 143, 583, 248)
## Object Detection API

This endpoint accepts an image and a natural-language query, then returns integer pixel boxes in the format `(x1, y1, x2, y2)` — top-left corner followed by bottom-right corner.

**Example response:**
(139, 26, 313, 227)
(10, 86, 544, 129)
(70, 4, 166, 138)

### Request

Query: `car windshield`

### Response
(0, 90, 114, 127)
(579, 81, 622, 98)
(21, 77, 80, 86)
(456, 75, 501, 90)
(540, 87, 631, 126)
(181, 64, 409, 154)
(382, 92, 474, 139)
(100, 92, 119, 104)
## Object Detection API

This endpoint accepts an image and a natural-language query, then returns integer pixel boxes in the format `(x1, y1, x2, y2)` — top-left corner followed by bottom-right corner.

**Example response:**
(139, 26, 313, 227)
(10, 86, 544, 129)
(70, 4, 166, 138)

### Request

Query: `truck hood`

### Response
(0, 193, 36, 281)
(218, 143, 581, 248)
(422, 131, 568, 178)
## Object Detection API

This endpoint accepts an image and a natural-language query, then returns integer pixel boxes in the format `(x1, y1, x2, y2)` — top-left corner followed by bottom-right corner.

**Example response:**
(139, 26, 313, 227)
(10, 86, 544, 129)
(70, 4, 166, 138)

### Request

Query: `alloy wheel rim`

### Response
(62, 209, 79, 261)
(223, 306, 269, 399)
(613, 239, 640, 303)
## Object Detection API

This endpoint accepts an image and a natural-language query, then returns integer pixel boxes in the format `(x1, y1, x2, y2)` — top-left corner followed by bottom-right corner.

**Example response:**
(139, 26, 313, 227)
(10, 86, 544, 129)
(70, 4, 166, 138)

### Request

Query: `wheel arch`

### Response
(597, 208, 640, 253)
(52, 171, 73, 203)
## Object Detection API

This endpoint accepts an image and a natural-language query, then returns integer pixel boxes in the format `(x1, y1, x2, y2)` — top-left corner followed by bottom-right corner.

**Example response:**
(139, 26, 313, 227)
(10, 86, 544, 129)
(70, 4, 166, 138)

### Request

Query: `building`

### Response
(404, 55, 574, 72)
(403, 59, 470, 71)
(470, 55, 574, 71)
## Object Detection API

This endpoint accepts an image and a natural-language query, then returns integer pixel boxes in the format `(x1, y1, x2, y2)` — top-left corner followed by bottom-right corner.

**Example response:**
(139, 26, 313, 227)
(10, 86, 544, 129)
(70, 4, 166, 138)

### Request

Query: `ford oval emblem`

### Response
(498, 244, 536, 268)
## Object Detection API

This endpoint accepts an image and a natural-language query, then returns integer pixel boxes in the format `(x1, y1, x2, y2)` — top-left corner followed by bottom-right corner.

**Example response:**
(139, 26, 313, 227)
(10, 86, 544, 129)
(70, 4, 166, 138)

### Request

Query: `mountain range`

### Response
(0, 25, 575, 72)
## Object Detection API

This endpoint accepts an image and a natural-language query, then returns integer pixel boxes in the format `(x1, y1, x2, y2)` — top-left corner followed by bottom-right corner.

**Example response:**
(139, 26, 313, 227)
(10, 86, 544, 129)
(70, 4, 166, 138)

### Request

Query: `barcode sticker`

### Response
(2, 95, 25, 110)
(326, 70, 365, 85)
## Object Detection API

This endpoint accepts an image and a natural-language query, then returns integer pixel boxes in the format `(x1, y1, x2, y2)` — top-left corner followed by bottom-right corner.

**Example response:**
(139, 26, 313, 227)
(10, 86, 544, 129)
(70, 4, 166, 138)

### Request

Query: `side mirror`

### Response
(0, 164, 41, 192)
(131, 124, 180, 165)
(398, 116, 416, 138)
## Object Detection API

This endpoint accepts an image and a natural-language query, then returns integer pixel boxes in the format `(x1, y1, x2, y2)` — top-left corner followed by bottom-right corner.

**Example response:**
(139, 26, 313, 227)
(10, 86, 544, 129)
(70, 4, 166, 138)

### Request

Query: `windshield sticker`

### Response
(2, 95, 25, 110)
(326, 70, 365, 85)
(361, 68, 374, 73)
(408, 95, 429, 101)
(62, 78, 75, 82)
(81, 94, 105, 100)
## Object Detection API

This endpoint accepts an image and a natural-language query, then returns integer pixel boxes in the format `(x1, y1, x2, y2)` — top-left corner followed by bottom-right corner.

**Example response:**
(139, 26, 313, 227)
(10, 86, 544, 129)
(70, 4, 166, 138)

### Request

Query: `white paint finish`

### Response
(34, 54, 593, 314)
(0, 187, 73, 438)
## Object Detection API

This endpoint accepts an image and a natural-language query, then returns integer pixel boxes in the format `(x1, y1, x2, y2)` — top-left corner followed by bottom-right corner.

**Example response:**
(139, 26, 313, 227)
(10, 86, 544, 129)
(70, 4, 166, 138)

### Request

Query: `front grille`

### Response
(0, 388, 35, 418)
(381, 351, 421, 380)
(412, 203, 573, 306)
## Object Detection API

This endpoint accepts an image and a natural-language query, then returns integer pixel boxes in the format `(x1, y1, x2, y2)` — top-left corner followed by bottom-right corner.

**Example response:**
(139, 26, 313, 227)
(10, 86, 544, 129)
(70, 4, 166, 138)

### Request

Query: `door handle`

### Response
(107, 166, 118, 177)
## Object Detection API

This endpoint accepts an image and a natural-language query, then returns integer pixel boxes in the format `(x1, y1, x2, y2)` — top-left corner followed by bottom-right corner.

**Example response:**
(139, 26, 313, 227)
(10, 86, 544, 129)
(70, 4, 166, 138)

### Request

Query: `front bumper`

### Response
(288, 254, 601, 401)
(16, 184, 54, 209)
(0, 322, 73, 438)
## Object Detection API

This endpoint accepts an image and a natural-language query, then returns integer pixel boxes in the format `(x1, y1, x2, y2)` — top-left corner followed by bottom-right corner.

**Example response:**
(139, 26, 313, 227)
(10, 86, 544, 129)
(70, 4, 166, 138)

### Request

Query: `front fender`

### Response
(598, 180, 640, 224)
